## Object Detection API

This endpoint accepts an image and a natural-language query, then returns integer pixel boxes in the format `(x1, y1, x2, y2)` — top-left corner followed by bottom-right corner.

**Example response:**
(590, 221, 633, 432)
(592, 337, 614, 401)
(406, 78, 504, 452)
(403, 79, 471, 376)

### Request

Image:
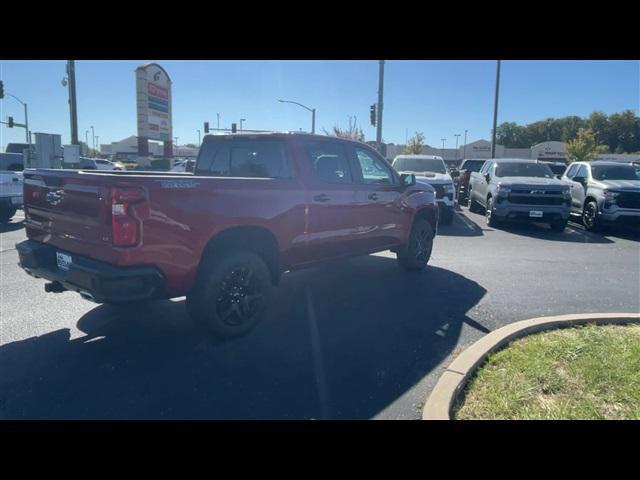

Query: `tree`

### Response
(184, 143, 198, 148)
(565, 128, 608, 164)
(404, 132, 426, 154)
(323, 116, 365, 141)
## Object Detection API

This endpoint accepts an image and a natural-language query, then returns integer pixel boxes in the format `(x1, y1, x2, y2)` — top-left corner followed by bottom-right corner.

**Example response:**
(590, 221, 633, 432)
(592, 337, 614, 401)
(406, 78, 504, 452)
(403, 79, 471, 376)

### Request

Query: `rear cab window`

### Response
(195, 138, 293, 178)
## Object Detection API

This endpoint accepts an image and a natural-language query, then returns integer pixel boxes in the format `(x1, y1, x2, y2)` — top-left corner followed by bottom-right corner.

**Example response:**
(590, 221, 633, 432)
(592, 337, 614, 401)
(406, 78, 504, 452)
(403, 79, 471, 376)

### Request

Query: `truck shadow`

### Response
(436, 211, 485, 237)
(0, 256, 487, 420)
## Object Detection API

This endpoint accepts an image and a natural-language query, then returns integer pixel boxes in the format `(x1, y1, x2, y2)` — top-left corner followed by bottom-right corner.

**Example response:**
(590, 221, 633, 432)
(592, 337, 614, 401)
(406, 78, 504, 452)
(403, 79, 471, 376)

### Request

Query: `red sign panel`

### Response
(148, 82, 169, 100)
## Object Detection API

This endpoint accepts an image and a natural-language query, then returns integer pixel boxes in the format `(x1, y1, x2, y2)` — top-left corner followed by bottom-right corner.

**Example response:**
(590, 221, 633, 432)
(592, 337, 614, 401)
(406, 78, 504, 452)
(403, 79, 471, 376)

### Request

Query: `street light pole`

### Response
(240, 118, 246, 131)
(66, 60, 79, 146)
(278, 99, 315, 133)
(491, 60, 501, 159)
(463, 129, 468, 159)
(217, 113, 220, 129)
(91, 126, 95, 157)
(454, 133, 461, 161)
(197, 129, 201, 147)
(441, 138, 447, 159)
(85, 130, 89, 155)
(95, 136, 99, 155)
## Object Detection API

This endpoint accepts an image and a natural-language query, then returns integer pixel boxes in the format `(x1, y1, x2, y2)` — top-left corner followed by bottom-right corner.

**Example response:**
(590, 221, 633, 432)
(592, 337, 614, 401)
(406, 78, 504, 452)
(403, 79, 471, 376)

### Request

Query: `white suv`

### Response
(392, 155, 455, 225)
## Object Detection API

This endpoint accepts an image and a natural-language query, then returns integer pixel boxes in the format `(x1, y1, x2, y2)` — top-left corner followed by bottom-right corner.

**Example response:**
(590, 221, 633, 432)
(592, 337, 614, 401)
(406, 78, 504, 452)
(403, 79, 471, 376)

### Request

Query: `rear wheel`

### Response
(0, 207, 17, 223)
(186, 251, 274, 339)
(397, 218, 434, 271)
(582, 200, 602, 232)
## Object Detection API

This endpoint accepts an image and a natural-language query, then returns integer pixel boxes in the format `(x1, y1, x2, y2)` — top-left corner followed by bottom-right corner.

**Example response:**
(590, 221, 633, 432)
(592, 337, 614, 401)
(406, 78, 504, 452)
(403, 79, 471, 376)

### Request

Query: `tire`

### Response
(440, 208, 454, 226)
(485, 197, 500, 228)
(397, 218, 434, 271)
(468, 194, 482, 214)
(0, 207, 17, 223)
(186, 251, 274, 339)
(582, 200, 602, 232)
(550, 220, 568, 233)
(458, 192, 469, 207)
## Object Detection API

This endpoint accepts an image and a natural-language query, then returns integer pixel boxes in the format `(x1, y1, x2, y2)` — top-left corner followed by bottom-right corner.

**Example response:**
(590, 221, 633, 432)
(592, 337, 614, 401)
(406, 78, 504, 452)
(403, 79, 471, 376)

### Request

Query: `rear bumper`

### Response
(16, 239, 165, 303)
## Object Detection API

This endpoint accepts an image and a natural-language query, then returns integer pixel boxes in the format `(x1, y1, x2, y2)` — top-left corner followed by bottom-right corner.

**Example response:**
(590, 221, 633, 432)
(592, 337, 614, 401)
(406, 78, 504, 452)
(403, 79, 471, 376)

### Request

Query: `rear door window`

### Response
(196, 140, 292, 178)
(305, 142, 353, 184)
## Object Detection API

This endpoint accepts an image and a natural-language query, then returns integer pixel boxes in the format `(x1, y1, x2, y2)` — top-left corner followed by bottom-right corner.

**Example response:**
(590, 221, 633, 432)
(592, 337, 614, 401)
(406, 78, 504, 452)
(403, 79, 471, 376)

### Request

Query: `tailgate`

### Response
(0, 172, 23, 198)
(23, 170, 114, 258)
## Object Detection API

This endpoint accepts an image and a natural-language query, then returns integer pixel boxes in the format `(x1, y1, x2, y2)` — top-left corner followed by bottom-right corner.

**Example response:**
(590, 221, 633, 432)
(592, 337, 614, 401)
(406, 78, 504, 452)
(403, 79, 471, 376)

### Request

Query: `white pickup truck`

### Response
(0, 171, 23, 222)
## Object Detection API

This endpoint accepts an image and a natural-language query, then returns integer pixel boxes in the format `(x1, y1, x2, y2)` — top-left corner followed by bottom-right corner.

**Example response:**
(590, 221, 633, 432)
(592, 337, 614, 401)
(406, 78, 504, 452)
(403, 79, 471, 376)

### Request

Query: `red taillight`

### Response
(111, 187, 144, 247)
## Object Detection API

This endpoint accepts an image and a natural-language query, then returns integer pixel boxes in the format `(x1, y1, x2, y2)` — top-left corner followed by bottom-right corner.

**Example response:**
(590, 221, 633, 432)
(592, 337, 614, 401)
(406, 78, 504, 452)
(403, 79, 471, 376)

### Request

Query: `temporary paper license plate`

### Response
(56, 252, 72, 271)
(529, 210, 543, 218)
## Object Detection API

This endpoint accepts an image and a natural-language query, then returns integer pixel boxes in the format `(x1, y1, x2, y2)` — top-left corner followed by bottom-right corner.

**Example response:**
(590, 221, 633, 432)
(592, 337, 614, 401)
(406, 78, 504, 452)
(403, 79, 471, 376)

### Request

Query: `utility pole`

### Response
(441, 138, 446, 159)
(217, 113, 220, 129)
(67, 60, 79, 145)
(376, 60, 385, 153)
(491, 60, 501, 159)
(94, 136, 99, 155)
(197, 129, 201, 147)
(454, 133, 461, 161)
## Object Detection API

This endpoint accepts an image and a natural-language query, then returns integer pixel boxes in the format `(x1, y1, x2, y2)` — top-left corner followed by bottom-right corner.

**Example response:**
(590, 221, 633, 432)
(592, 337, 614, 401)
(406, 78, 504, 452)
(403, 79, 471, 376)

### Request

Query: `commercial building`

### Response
(100, 136, 199, 159)
(385, 139, 640, 165)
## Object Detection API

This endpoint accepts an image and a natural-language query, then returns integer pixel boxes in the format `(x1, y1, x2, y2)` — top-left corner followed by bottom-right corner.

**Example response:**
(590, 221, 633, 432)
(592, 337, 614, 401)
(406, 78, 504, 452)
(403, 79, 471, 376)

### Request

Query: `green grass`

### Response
(454, 324, 640, 420)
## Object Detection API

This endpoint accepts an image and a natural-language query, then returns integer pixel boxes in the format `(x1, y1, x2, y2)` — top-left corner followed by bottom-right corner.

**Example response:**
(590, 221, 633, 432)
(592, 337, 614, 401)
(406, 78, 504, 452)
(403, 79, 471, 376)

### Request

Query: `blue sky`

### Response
(1, 60, 638, 151)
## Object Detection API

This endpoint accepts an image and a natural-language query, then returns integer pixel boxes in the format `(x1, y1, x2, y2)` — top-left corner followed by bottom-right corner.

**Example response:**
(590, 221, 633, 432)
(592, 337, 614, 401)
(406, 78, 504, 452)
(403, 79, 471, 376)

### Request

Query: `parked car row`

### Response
(457, 157, 640, 232)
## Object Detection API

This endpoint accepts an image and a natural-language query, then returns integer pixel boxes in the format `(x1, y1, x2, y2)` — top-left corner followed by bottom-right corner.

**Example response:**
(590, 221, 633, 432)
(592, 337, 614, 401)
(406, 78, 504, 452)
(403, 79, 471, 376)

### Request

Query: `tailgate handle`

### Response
(368, 193, 379, 201)
(313, 194, 330, 203)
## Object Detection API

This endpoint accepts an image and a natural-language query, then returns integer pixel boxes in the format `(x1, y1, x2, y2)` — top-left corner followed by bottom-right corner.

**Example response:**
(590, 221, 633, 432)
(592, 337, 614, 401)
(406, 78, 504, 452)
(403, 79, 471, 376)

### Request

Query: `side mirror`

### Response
(400, 173, 416, 188)
(485, 173, 491, 183)
(573, 176, 586, 185)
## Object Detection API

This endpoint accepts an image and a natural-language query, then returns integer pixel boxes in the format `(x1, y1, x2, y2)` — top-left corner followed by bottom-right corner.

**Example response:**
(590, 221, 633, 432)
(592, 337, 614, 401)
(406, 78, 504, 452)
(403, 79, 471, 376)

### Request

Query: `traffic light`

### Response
(370, 104, 377, 127)
(8, 116, 14, 128)
(204, 121, 209, 134)
(231, 123, 237, 133)
(0, 80, 4, 99)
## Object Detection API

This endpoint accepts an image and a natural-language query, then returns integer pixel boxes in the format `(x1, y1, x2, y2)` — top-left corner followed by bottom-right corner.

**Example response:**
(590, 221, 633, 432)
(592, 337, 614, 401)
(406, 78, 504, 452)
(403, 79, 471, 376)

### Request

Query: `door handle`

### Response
(313, 193, 330, 203)
(368, 193, 379, 201)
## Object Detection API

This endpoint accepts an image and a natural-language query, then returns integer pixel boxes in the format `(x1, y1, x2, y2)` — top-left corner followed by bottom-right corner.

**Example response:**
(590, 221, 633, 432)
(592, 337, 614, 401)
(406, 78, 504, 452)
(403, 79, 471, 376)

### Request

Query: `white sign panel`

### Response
(136, 63, 172, 142)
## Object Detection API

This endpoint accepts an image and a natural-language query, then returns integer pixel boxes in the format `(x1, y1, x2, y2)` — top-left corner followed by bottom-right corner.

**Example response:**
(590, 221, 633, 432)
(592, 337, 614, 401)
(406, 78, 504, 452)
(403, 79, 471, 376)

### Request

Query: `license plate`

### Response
(529, 210, 543, 218)
(11, 196, 23, 205)
(56, 252, 72, 271)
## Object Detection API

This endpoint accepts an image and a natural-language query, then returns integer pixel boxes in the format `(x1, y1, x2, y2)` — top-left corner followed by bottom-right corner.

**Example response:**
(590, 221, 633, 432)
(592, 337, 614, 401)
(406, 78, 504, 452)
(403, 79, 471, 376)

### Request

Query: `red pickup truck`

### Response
(17, 133, 438, 338)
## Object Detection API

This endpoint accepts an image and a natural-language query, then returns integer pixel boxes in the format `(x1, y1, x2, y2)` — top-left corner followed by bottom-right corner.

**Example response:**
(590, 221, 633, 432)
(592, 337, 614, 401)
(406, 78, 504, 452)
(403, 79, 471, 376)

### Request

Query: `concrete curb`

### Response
(422, 312, 640, 420)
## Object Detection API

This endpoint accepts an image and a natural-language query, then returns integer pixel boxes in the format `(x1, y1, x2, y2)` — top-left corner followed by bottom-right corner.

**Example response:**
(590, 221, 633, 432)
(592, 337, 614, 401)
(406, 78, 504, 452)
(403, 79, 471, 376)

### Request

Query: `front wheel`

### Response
(186, 251, 274, 339)
(582, 201, 602, 232)
(397, 218, 434, 271)
(486, 197, 500, 228)
(468, 194, 482, 214)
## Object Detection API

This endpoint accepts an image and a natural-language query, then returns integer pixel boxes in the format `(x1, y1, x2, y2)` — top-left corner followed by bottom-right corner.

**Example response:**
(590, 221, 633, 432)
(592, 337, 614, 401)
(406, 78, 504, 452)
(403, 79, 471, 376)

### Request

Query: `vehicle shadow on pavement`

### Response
(436, 212, 485, 237)
(0, 219, 24, 234)
(0, 256, 487, 420)
(495, 222, 615, 244)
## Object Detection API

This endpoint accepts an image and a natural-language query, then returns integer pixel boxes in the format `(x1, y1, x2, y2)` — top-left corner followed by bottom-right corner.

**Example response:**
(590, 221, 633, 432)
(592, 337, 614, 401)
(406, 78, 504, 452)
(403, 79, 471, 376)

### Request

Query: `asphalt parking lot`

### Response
(1, 208, 639, 419)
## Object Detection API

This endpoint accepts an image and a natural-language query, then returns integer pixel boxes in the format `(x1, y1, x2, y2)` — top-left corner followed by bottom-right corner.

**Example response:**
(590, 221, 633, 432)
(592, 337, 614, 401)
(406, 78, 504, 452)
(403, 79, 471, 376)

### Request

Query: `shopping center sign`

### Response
(136, 63, 172, 142)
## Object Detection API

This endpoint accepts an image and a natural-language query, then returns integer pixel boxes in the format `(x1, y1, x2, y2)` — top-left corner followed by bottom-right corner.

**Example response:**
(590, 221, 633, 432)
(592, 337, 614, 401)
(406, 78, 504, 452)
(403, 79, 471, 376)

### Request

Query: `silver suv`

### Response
(468, 158, 571, 231)
(562, 161, 640, 231)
